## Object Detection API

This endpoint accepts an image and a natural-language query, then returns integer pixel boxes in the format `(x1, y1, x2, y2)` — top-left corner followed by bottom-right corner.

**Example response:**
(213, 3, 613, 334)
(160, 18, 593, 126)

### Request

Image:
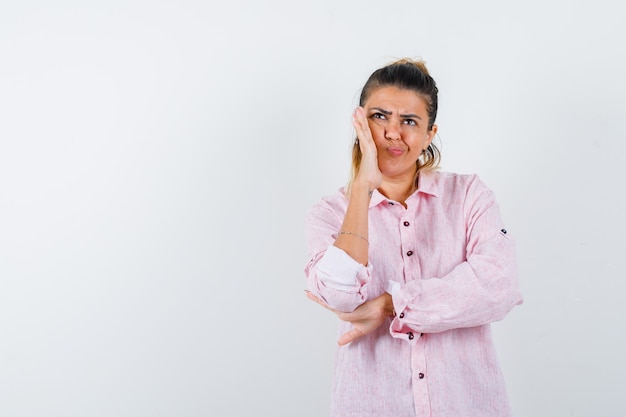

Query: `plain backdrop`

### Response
(1, 1, 624, 416)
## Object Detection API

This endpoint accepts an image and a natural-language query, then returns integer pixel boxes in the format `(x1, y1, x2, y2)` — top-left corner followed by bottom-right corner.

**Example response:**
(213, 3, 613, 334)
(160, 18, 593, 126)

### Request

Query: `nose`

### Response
(384, 119, 401, 140)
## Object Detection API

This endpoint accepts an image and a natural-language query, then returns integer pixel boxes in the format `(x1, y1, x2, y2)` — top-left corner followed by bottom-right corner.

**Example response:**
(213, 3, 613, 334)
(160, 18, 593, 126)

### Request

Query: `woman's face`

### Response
(363, 86, 437, 182)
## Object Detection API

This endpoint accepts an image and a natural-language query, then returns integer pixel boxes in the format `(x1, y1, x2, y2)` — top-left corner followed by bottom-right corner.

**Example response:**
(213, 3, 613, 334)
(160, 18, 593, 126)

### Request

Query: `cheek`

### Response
(368, 121, 385, 139)
(366, 119, 377, 132)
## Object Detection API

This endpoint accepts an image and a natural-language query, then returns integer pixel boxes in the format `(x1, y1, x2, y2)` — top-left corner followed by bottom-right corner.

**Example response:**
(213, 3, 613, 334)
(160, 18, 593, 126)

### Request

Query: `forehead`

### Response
(364, 86, 428, 114)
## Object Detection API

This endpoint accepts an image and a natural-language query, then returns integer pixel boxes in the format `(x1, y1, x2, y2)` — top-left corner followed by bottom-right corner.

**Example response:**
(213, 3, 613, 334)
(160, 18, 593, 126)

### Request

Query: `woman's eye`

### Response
(372, 113, 386, 120)
(404, 119, 417, 126)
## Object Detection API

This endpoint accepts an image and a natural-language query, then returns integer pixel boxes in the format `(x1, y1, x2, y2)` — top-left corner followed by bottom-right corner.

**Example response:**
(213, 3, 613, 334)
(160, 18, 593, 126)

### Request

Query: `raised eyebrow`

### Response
(370, 107, 392, 115)
(370, 107, 422, 120)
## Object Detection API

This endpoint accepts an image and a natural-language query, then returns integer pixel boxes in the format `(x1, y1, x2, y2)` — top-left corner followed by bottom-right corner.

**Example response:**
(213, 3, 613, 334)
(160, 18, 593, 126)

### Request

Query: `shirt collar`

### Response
(369, 170, 440, 207)
(369, 189, 386, 207)
(341, 171, 440, 208)
(415, 170, 439, 197)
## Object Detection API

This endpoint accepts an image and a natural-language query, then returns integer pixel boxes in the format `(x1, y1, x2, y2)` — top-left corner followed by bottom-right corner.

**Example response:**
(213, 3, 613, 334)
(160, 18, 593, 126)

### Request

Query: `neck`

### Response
(378, 176, 417, 206)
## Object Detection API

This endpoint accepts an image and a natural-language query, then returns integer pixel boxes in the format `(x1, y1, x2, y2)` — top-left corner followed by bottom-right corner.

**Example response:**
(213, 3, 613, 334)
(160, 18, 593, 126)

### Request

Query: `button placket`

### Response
(410, 311, 430, 414)
(401, 216, 414, 260)
(399, 209, 419, 284)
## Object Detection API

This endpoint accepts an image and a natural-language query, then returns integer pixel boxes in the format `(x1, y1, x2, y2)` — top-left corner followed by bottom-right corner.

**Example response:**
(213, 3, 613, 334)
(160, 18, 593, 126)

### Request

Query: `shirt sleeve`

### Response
(304, 202, 371, 313)
(389, 176, 523, 337)
(316, 245, 372, 291)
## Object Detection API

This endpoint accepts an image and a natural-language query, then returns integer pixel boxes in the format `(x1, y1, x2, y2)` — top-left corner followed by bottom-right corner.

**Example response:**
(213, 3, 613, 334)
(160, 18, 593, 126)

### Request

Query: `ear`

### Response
(425, 124, 438, 149)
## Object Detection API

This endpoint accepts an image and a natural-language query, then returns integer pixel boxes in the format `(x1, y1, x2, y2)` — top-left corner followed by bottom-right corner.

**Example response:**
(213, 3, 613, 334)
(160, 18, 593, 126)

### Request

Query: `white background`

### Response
(1, 1, 624, 416)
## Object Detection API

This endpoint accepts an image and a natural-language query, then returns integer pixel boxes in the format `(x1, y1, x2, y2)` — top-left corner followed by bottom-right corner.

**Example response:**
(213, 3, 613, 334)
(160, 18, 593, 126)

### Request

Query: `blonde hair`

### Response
(348, 58, 441, 193)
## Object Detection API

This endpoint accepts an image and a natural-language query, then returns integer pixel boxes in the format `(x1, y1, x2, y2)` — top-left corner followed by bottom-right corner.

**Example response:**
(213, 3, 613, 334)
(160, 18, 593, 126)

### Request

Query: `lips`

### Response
(387, 147, 405, 156)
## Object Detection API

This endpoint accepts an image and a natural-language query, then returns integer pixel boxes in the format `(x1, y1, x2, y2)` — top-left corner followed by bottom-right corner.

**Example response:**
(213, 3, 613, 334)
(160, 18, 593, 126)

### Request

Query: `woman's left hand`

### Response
(305, 291, 394, 346)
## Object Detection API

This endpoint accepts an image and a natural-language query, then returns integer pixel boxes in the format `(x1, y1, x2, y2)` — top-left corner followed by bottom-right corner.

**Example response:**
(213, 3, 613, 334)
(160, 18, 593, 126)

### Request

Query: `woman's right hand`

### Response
(305, 290, 393, 346)
(352, 107, 382, 193)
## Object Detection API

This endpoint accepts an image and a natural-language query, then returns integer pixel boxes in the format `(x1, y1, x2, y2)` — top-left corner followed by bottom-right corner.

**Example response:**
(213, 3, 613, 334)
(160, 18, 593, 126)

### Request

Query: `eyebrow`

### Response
(370, 107, 422, 120)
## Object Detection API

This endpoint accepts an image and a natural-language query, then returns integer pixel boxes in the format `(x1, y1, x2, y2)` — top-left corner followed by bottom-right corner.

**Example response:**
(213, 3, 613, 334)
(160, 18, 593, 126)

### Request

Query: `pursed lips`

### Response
(387, 147, 405, 156)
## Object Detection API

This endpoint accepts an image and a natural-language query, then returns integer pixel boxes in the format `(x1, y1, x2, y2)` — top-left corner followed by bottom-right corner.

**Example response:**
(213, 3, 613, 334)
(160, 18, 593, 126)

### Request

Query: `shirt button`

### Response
(388, 201, 394, 205)
(403, 221, 410, 227)
(407, 332, 414, 340)
(399, 312, 405, 319)
(418, 373, 425, 379)
(406, 250, 413, 256)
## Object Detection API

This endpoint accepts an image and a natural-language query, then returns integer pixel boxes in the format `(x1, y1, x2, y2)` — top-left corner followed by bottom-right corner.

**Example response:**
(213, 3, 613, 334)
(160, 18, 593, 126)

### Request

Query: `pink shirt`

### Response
(304, 171, 523, 417)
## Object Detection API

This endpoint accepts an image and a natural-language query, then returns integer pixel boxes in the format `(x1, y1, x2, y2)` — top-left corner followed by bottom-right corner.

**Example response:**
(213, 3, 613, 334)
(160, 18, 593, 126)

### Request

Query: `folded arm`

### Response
(389, 180, 523, 337)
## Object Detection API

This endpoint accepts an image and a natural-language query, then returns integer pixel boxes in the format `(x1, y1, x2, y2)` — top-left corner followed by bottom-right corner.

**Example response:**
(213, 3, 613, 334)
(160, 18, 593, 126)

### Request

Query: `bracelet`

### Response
(338, 231, 369, 245)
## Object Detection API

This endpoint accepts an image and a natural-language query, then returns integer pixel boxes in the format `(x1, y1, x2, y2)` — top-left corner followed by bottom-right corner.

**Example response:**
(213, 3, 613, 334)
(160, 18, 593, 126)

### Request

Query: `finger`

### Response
(353, 110, 369, 135)
(352, 107, 373, 145)
(336, 310, 359, 322)
(305, 290, 325, 305)
(305, 290, 338, 313)
(338, 327, 365, 346)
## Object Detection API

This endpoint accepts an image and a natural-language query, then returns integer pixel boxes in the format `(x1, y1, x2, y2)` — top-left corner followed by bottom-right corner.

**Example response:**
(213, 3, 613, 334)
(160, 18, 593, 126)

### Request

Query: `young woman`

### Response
(304, 58, 523, 417)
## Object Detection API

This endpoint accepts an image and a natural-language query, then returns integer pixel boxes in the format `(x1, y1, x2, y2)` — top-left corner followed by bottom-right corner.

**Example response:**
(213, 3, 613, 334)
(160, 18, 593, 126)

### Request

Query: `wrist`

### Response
(351, 181, 375, 198)
(376, 293, 394, 317)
